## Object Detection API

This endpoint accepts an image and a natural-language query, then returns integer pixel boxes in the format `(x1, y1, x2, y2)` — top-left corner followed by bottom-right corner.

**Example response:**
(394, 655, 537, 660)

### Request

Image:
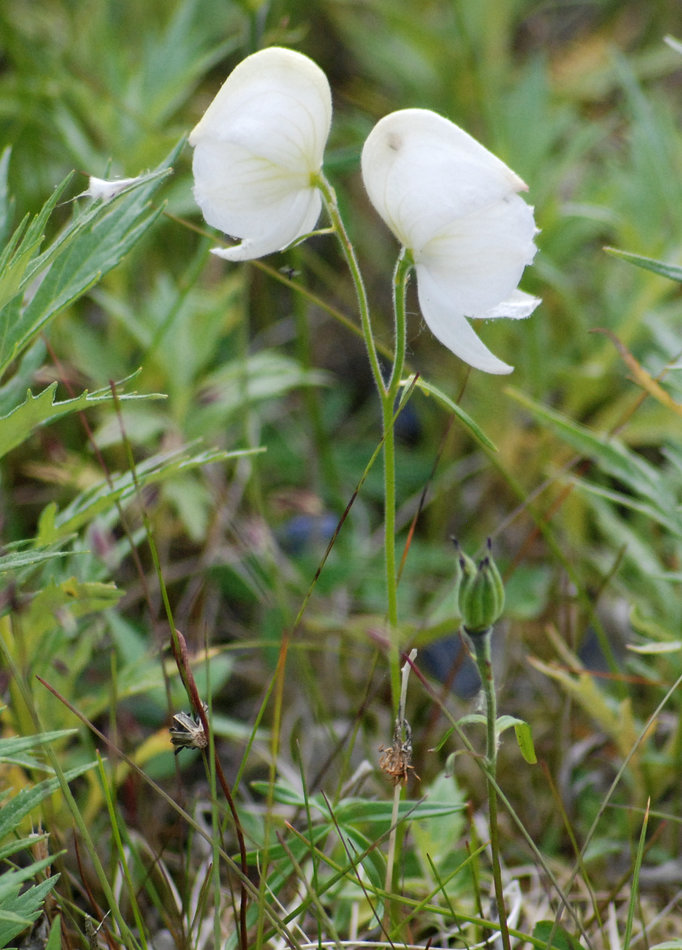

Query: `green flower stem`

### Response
(319, 171, 415, 711)
(387, 248, 412, 394)
(470, 628, 512, 950)
(381, 394, 400, 702)
(317, 173, 385, 397)
(381, 249, 413, 706)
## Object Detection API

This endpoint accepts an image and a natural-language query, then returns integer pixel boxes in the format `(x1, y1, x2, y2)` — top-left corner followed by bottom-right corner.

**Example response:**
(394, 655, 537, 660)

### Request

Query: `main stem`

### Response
(382, 249, 412, 707)
(380, 395, 400, 703)
(472, 629, 512, 950)
(319, 171, 413, 711)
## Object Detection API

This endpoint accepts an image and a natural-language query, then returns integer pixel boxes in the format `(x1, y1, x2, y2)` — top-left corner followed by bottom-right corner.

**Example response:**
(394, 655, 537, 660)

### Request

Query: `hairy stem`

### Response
(471, 628, 511, 950)
(317, 173, 385, 397)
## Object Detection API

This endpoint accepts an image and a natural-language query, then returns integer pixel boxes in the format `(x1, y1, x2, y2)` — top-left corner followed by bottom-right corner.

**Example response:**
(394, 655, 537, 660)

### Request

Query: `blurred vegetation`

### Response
(1, 0, 682, 947)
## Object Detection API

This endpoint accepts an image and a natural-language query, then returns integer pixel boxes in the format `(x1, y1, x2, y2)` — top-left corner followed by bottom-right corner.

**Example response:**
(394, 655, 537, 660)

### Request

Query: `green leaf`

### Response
(0, 146, 14, 247)
(0, 175, 72, 321)
(532, 920, 583, 950)
(514, 719, 537, 764)
(191, 350, 329, 433)
(627, 640, 682, 654)
(45, 915, 62, 950)
(605, 246, 682, 283)
(0, 380, 165, 463)
(23, 579, 122, 639)
(0, 762, 94, 843)
(249, 782, 465, 826)
(0, 545, 73, 575)
(15, 173, 168, 356)
(0, 729, 77, 767)
(0, 339, 45, 418)
(36, 443, 254, 545)
(455, 712, 537, 762)
(402, 374, 497, 451)
(0, 835, 50, 864)
(507, 388, 663, 500)
(0, 870, 58, 948)
(333, 797, 467, 824)
(0, 141, 183, 381)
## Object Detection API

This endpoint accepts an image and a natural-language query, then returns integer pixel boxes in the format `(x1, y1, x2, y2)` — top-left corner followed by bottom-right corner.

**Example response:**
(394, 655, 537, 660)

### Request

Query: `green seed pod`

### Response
(456, 539, 505, 636)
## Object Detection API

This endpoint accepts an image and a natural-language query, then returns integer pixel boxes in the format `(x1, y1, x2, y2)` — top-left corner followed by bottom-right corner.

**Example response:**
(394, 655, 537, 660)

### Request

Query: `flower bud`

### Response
(456, 539, 505, 635)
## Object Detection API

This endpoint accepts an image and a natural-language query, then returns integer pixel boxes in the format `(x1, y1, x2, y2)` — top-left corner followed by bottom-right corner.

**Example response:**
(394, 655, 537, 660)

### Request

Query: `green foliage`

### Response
(0, 148, 178, 379)
(245, 773, 470, 935)
(606, 245, 682, 283)
(0, 378, 163, 463)
(533, 920, 585, 950)
(0, 1, 682, 948)
(0, 726, 96, 948)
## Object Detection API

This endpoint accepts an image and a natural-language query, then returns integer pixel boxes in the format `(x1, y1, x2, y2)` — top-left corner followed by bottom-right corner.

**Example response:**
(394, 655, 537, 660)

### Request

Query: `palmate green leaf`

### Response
(0, 339, 46, 418)
(605, 246, 682, 283)
(23, 579, 122, 640)
(0, 175, 73, 321)
(36, 444, 258, 545)
(0, 546, 72, 575)
(0, 761, 94, 848)
(0, 867, 58, 949)
(0, 835, 51, 864)
(0, 140, 183, 382)
(0, 729, 76, 770)
(0, 379, 164, 463)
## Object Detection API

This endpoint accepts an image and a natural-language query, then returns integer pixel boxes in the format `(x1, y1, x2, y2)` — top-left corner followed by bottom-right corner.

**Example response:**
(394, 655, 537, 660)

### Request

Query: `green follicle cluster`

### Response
(453, 537, 505, 637)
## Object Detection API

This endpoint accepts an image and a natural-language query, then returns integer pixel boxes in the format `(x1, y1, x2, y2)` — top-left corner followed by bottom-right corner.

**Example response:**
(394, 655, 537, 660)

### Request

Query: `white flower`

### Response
(361, 108, 540, 374)
(189, 47, 332, 262)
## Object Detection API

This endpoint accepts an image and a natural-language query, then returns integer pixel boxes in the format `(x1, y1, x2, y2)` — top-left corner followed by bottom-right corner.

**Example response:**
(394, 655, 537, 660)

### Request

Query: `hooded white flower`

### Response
(189, 47, 332, 261)
(361, 109, 540, 374)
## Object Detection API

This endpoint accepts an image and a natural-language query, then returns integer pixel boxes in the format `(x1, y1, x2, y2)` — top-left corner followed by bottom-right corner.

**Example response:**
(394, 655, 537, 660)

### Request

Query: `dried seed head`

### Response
(379, 718, 417, 786)
(169, 702, 209, 754)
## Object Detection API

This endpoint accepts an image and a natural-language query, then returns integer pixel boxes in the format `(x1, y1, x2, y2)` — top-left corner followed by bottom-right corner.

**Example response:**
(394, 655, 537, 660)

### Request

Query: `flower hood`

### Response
(190, 47, 332, 261)
(361, 108, 539, 373)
